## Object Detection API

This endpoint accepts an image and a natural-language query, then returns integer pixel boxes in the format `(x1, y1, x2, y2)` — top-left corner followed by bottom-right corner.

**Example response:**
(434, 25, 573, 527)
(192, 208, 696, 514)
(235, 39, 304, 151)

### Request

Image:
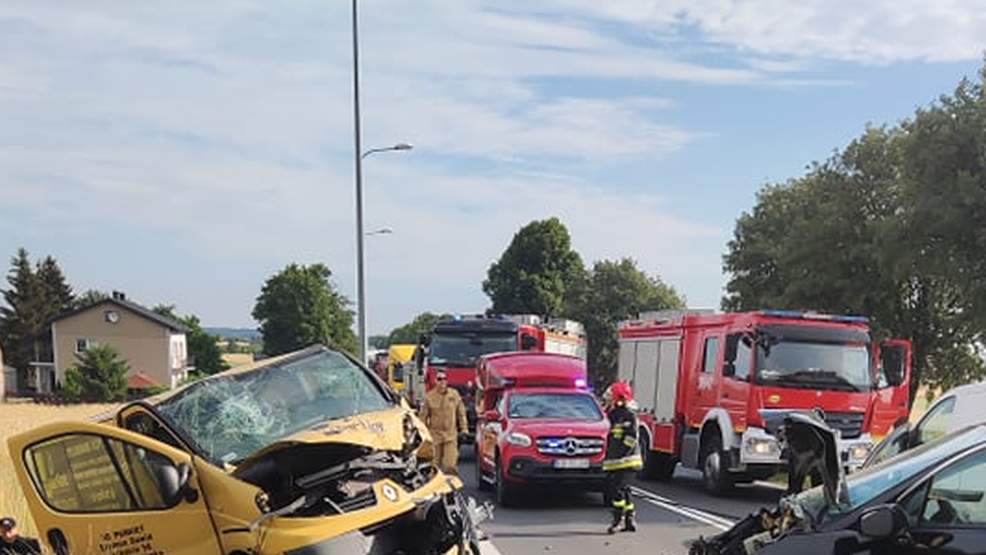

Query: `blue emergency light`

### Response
(760, 309, 869, 324)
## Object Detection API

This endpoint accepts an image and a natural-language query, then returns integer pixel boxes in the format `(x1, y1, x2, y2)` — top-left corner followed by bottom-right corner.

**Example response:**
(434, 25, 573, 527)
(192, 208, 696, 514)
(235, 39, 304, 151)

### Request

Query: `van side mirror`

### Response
(157, 461, 196, 506)
(859, 504, 907, 539)
(520, 334, 537, 350)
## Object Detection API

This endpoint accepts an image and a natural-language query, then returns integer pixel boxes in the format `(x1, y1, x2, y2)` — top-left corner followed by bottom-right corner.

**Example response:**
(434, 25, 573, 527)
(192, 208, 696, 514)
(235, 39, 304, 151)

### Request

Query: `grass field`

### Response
(0, 402, 117, 537)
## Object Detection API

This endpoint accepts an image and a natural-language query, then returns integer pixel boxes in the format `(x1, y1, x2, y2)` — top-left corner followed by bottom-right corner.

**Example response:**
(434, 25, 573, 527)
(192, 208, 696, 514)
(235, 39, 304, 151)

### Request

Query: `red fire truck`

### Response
(618, 309, 911, 494)
(473, 352, 607, 506)
(407, 314, 586, 444)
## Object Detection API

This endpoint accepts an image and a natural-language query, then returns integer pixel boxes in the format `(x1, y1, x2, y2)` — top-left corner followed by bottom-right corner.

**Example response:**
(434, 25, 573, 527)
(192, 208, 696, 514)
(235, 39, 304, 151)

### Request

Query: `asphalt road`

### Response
(457, 447, 783, 555)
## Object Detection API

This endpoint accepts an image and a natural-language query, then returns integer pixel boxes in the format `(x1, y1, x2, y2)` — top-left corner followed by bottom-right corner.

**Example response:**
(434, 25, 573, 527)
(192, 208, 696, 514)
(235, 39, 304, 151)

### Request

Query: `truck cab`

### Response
(473, 352, 607, 506)
(619, 310, 912, 494)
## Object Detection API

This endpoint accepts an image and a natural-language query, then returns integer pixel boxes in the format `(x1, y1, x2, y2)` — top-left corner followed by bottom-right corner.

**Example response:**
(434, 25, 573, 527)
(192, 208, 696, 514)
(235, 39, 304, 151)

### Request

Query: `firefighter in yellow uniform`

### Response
(419, 370, 468, 476)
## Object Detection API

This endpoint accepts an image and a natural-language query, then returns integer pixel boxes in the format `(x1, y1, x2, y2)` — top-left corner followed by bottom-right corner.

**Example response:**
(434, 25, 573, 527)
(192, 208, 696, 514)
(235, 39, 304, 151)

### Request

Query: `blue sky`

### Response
(1, 1, 984, 333)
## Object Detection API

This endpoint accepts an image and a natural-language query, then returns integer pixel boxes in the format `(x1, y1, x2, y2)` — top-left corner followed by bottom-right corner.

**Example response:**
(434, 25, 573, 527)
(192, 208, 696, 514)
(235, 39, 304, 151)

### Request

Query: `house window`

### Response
(75, 338, 93, 354)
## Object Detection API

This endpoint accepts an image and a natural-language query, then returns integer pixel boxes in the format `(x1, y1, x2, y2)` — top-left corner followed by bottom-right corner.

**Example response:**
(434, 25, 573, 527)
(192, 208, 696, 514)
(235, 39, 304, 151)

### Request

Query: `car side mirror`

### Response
(859, 504, 907, 540)
(157, 462, 197, 506)
(483, 410, 502, 422)
(520, 334, 538, 350)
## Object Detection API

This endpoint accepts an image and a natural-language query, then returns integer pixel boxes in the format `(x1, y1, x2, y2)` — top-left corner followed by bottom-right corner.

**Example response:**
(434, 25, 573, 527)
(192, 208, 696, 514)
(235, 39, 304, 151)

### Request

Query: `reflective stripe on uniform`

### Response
(611, 499, 635, 511)
(622, 437, 637, 449)
(603, 454, 643, 471)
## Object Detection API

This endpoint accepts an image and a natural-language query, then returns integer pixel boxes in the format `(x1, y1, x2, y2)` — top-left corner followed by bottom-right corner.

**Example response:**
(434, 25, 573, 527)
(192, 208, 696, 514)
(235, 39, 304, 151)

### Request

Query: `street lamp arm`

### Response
(362, 143, 414, 159)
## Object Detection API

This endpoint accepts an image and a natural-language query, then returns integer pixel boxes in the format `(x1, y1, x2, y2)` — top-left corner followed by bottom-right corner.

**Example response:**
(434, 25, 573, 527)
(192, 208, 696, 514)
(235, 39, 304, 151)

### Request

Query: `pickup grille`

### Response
(536, 436, 604, 457)
(823, 412, 864, 439)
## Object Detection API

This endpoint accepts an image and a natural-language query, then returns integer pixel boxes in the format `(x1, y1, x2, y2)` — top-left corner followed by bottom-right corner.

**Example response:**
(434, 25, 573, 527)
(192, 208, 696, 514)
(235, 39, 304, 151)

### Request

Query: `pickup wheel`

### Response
(495, 454, 520, 507)
(476, 446, 492, 492)
(638, 429, 677, 481)
(700, 434, 734, 496)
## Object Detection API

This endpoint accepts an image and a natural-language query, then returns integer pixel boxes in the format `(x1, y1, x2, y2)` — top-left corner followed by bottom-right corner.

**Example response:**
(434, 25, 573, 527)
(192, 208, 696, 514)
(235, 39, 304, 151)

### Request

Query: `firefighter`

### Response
(419, 370, 468, 476)
(602, 381, 642, 534)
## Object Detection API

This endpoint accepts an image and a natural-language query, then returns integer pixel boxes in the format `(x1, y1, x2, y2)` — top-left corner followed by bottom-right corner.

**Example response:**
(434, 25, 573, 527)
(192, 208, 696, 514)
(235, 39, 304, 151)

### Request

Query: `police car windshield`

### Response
(508, 393, 602, 420)
(429, 332, 517, 365)
(155, 348, 392, 465)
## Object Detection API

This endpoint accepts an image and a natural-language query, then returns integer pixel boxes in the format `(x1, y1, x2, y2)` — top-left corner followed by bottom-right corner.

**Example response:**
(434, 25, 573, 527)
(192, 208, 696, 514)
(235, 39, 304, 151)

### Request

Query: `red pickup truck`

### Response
(473, 352, 608, 506)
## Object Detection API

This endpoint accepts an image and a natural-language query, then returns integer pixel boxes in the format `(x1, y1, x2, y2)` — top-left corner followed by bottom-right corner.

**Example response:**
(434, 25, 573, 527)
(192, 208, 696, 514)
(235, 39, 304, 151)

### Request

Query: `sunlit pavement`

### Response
(458, 447, 782, 555)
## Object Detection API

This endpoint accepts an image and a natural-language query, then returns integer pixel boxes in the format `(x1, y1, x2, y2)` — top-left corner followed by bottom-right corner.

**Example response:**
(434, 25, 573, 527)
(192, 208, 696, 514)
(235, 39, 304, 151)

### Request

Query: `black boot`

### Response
(607, 509, 622, 534)
(622, 509, 637, 532)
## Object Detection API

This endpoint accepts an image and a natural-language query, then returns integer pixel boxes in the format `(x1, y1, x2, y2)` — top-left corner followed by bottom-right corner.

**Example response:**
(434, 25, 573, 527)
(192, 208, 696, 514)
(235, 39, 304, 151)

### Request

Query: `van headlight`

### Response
(506, 432, 532, 447)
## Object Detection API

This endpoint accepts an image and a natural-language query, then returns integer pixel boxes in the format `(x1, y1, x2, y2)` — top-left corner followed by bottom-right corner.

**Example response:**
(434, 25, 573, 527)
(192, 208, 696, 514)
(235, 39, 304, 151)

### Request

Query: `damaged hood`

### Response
(775, 411, 848, 508)
(232, 406, 430, 472)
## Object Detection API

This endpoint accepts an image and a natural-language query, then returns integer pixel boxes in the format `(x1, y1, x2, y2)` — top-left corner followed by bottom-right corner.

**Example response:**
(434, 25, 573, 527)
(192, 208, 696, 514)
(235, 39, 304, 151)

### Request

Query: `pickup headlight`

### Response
(506, 432, 532, 447)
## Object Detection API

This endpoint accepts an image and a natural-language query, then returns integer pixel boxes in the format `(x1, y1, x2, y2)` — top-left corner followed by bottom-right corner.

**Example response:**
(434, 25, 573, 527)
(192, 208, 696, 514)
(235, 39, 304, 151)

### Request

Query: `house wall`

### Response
(53, 306, 176, 388)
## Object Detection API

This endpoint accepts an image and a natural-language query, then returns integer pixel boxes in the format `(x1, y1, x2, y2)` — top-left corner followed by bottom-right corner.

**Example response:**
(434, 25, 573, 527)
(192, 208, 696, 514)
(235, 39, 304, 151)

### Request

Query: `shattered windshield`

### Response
(796, 426, 986, 523)
(756, 341, 871, 391)
(429, 332, 517, 366)
(156, 348, 393, 466)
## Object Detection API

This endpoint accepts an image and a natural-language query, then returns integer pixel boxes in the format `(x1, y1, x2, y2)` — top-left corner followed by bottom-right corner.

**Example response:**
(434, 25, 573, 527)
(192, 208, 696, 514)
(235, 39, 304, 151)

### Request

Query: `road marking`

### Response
(629, 486, 735, 531)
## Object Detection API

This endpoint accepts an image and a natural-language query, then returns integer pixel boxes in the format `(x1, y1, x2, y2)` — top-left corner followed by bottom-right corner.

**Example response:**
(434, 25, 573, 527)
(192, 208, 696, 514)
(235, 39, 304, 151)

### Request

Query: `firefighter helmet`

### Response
(608, 381, 634, 404)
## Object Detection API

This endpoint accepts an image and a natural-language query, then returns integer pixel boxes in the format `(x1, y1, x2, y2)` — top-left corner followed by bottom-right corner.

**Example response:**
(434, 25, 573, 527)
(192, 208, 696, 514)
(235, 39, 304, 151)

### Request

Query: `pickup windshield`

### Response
(429, 332, 517, 366)
(155, 348, 393, 466)
(507, 393, 603, 420)
(756, 341, 871, 392)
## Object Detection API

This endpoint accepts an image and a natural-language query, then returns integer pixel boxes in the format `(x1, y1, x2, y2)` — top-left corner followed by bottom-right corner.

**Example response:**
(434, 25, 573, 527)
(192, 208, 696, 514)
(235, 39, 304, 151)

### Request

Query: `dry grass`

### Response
(0, 402, 118, 537)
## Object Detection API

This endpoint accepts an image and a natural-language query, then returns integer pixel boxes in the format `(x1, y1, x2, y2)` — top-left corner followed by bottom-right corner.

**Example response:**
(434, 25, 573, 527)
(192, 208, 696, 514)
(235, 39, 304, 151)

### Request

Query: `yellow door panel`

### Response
(8, 421, 223, 555)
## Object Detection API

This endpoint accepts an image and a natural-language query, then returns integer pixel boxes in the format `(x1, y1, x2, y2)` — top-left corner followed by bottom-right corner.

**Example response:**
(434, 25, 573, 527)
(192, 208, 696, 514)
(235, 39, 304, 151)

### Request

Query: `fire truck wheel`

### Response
(476, 448, 493, 492)
(700, 433, 734, 495)
(495, 454, 520, 507)
(638, 429, 676, 481)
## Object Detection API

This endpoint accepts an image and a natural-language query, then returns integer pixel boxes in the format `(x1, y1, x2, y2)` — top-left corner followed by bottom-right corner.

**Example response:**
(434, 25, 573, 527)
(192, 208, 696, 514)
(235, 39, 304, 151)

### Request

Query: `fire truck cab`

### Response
(618, 310, 911, 495)
(406, 314, 586, 445)
(473, 352, 607, 506)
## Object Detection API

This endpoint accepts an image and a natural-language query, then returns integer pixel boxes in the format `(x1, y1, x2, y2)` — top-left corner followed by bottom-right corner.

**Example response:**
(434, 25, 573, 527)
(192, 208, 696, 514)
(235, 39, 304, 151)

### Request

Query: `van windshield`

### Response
(507, 393, 603, 420)
(155, 348, 393, 466)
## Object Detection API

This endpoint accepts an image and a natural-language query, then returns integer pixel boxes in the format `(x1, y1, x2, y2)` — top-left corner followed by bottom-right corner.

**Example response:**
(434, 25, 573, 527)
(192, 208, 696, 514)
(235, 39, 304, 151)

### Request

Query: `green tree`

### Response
(73, 289, 109, 309)
(252, 263, 357, 356)
(0, 249, 48, 386)
(152, 304, 229, 376)
(483, 218, 585, 317)
(723, 127, 983, 401)
(387, 312, 452, 345)
(566, 258, 684, 387)
(369, 335, 390, 350)
(63, 344, 129, 402)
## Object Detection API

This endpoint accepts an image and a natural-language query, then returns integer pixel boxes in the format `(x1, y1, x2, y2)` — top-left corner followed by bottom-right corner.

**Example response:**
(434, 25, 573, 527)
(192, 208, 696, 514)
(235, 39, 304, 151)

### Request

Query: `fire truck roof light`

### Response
(575, 378, 587, 388)
(760, 310, 869, 324)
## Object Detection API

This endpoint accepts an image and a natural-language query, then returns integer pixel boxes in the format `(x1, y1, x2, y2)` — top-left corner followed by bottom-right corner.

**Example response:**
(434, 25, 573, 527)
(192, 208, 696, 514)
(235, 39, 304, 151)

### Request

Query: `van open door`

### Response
(7, 421, 223, 555)
(870, 339, 912, 439)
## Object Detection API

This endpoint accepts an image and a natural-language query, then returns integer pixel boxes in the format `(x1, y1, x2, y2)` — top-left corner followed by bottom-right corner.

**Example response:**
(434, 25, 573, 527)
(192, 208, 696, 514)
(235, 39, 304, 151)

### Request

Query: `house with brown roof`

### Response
(50, 291, 191, 391)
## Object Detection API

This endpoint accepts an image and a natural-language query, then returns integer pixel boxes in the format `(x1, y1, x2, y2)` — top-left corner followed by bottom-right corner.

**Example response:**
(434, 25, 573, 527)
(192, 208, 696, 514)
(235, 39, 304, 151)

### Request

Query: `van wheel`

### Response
(700, 434, 733, 496)
(495, 454, 519, 507)
(476, 447, 492, 492)
(639, 429, 677, 481)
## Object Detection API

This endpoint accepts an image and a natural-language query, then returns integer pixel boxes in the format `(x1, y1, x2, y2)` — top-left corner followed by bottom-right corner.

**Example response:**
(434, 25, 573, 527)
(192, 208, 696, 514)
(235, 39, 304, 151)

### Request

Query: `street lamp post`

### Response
(351, 0, 414, 363)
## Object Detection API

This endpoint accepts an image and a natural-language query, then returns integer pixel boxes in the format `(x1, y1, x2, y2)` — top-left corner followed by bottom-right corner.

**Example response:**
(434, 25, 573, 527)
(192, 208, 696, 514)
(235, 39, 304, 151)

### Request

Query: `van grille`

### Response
(536, 437, 604, 457)
(823, 412, 864, 439)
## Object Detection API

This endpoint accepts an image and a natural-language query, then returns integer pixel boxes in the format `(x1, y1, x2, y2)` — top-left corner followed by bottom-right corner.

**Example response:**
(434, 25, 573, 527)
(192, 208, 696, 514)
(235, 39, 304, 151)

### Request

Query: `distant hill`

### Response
(205, 327, 262, 341)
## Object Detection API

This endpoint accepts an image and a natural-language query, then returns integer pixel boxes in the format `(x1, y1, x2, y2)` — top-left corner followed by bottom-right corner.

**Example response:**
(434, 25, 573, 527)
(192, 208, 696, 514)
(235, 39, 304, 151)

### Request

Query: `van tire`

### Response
(700, 433, 734, 496)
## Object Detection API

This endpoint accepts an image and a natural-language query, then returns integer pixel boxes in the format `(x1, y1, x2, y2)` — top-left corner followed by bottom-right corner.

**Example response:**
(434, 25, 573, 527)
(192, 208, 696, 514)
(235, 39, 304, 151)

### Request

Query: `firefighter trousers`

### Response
(434, 439, 459, 476)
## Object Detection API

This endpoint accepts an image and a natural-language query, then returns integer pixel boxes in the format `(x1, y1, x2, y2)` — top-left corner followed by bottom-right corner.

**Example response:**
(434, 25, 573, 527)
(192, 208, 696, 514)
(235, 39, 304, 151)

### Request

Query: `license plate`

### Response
(553, 458, 590, 469)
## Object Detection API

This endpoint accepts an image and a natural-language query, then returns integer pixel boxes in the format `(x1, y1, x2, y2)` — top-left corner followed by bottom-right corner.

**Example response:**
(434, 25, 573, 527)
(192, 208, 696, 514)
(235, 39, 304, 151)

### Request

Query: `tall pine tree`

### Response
(0, 249, 46, 386)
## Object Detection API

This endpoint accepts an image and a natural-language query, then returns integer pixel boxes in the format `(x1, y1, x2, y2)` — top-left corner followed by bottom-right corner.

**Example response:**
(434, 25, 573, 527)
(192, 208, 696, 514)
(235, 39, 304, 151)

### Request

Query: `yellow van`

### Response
(386, 344, 417, 392)
(7, 344, 487, 554)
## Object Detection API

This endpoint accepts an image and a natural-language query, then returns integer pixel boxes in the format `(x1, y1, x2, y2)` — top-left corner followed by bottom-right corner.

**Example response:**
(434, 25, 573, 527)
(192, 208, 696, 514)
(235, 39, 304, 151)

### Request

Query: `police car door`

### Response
(8, 421, 222, 555)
